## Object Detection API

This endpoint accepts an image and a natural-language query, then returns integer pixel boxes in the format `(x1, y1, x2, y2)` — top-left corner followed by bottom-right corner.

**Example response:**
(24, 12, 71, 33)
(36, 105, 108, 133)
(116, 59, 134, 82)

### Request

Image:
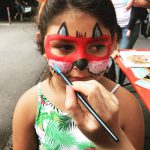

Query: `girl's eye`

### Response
(88, 44, 107, 56)
(50, 43, 75, 56)
(56, 44, 75, 52)
(91, 45, 105, 51)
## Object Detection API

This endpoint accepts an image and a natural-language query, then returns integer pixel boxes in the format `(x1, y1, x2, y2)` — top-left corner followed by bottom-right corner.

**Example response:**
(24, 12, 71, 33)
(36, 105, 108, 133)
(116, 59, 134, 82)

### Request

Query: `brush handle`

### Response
(60, 72, 119, 142)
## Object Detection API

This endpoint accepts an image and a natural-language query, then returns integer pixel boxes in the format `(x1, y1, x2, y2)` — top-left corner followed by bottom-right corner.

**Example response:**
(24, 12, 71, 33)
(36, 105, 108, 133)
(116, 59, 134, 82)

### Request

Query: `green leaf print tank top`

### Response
(35, 83, 96, 150)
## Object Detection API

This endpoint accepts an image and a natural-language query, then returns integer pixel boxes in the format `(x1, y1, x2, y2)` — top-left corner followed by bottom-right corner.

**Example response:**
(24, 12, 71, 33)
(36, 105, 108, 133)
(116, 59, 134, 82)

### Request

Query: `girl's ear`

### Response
(110, 33, 118, 54)
(36, 31, 48, 60)
(36, 31, 41, 43)
(43, 53, 48, 60)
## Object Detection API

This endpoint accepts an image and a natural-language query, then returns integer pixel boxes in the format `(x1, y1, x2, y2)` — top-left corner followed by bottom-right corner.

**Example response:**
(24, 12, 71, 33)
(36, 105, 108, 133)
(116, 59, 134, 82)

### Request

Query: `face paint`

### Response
(92, 23, 103, 38)
(45, 22, 112, 75)
(49, 59, 110, 75)
(57, 22, 69, 36)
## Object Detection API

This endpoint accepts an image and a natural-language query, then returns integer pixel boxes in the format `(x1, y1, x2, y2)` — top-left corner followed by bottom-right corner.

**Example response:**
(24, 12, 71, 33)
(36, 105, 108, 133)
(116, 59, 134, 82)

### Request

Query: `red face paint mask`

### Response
(45, 34, 112, 74)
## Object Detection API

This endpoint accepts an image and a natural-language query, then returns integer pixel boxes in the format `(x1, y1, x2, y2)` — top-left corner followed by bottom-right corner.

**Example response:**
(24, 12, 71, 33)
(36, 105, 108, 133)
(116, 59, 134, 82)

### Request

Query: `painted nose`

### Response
(74, 59, 88, 71)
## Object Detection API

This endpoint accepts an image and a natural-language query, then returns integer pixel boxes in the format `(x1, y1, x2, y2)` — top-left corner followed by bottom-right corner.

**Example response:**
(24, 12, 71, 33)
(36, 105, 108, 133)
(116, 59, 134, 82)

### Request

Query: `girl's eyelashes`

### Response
(50, 42, 75, 56)
(91, 44, 105, 51)
(55, 44, 75, 51)
(88, 44, 106, 55)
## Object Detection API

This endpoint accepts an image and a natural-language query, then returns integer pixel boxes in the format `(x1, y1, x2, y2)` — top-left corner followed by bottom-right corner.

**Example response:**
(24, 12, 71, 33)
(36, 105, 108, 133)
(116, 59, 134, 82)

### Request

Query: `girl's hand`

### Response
(65, 80, 119, 146)
(126, 29, 131, 37)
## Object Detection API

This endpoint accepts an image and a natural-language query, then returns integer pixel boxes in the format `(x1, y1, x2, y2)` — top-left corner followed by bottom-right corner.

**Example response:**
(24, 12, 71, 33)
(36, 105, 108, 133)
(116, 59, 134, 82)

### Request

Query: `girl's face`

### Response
(44, 10, 116, 82)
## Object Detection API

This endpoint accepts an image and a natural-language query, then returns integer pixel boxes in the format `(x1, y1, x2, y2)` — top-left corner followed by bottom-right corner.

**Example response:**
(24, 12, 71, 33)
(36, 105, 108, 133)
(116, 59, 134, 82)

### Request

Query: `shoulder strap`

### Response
(37, 82, 43, 101)
(35, 83, 43, 121)
(111, 84, 120, 93)
(37, 82, 49, 104)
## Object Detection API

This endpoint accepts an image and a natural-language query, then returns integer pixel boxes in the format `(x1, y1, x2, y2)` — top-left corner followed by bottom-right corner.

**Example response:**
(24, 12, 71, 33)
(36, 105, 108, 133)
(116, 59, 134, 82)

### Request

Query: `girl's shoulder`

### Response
(114, 83, 141, 114)
(100, 76, 139, 107)
(13, 84, 43, 149)
(13, 83, 40, 124)
(14, 79, 50, 118)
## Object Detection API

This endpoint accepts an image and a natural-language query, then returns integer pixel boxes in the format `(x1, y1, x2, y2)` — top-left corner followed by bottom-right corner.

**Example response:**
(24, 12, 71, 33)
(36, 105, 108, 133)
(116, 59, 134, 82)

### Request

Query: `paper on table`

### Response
(120, 50, 150, 67)
(130, 68, 149, 78)
(135, 79, 150, 89)
(132, 67, 150, 89)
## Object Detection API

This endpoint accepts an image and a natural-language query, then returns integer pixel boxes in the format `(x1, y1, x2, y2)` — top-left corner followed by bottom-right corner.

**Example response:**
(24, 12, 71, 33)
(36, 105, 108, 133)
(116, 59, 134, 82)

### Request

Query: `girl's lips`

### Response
(68, 76, 91, 81)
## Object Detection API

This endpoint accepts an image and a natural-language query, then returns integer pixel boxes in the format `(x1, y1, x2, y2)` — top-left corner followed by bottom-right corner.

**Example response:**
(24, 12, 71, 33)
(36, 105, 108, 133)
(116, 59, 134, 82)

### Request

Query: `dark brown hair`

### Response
(36, 0, 121, 55)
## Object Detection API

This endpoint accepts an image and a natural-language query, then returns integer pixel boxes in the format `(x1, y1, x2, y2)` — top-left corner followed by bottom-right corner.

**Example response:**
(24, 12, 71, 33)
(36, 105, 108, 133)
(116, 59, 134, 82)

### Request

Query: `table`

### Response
(115, 48, 150, 111)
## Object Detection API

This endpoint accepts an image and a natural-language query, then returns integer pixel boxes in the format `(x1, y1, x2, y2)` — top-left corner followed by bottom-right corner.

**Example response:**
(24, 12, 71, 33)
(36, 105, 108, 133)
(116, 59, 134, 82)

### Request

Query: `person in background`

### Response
(12, 0, 144, 150)
(112, 0, 140, 50)
(14, 0, 27, 21)
(126, 0, 149, 38)
(110, 0, 150, 85)
(111, 0, 141, 85)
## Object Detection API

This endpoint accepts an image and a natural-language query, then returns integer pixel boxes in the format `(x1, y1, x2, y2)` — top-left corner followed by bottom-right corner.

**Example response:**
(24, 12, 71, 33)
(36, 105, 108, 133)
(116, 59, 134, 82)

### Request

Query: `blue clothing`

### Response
(119, 23, 140, 49)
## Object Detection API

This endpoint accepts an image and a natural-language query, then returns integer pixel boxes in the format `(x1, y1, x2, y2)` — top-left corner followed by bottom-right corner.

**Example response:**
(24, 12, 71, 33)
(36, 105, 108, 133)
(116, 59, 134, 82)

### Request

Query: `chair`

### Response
(14, 0, 32, 21)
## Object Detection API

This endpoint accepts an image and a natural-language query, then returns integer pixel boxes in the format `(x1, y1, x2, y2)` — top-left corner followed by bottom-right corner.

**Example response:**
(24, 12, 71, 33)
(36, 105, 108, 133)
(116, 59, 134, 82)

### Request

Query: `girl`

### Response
(12, 0, 144, 150)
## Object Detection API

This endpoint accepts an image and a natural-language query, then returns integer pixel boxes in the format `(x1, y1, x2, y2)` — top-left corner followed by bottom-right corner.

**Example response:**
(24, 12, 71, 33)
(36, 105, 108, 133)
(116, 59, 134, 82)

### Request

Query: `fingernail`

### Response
(66, 85, 73, 110)
(66, 85, 73, 99)
(66, 85, 72, 93)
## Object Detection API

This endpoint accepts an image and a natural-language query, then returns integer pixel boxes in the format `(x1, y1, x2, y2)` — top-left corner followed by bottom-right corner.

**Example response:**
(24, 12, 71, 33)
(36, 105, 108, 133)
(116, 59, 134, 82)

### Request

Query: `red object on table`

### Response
(115, 48, 150, 111)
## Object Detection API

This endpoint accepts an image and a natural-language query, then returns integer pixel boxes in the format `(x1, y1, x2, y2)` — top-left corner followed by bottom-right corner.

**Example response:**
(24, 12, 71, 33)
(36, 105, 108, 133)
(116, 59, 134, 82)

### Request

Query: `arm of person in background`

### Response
(126, 7, 139, 37)
(133, 0, 150, 8)
(125, 0, 134, 11)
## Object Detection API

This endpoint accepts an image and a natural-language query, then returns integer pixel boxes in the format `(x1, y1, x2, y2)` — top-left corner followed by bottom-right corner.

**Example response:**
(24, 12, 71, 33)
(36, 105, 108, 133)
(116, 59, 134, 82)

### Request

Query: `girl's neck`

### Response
(50, 76, 66, 92)
(42, 78, 68, 112)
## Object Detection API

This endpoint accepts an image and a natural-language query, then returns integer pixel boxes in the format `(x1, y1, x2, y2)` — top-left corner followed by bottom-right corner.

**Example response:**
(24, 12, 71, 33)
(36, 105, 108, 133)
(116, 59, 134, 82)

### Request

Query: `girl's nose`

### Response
(74, 59, 88, 71)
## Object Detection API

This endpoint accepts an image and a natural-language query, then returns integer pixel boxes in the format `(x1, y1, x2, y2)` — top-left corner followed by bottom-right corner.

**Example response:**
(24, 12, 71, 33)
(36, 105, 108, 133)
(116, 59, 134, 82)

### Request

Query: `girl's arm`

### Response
(65, 80, 144, 150)
(12, 86, 38, 150)
(105, 86, 144, 150)
(96, 129, 136, 150)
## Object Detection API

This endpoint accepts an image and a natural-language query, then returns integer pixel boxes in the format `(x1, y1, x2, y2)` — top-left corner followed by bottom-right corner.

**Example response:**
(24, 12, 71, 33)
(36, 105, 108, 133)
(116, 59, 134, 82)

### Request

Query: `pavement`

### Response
(0, 22, 150, 150)
(0, 22, 46, 150)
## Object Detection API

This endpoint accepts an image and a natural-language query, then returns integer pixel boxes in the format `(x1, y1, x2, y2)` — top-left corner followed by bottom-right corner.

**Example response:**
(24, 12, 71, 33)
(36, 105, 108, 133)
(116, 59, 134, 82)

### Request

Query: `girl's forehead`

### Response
(46, 10, 110, 37)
